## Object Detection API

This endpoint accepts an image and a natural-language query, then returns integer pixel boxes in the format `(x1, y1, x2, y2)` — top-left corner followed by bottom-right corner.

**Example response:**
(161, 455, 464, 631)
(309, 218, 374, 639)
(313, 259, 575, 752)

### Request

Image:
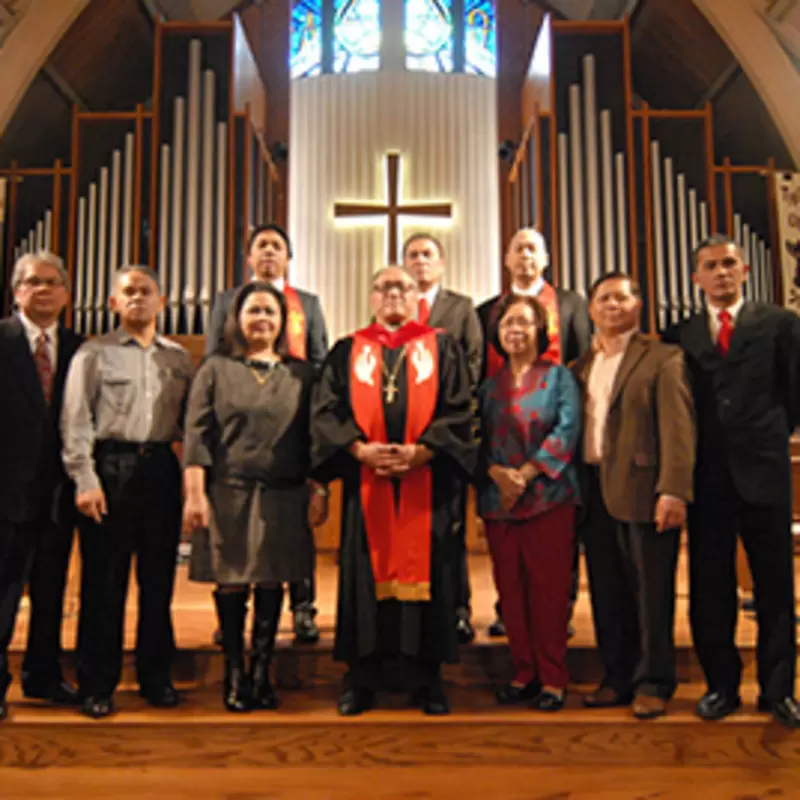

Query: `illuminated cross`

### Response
(333, 152, 453, 264)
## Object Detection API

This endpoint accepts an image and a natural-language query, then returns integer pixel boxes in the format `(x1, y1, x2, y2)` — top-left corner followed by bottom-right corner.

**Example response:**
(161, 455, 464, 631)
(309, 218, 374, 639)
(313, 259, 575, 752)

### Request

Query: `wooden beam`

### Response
(41, 65, 88, 112)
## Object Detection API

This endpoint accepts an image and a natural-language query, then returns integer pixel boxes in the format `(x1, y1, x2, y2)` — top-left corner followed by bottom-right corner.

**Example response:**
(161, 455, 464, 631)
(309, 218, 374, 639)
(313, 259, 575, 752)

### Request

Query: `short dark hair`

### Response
(492, 293, 551, 361)
(218, 281, 288, 358)
(247, 223, 293, 258)
(402, 232, 445, 260)
(588, 271, 641, 300)
(691, 234, 742, 271)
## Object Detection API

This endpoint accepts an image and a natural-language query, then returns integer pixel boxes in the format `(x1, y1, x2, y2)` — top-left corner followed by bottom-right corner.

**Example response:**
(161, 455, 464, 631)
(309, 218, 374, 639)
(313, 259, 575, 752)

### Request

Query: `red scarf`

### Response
(350, 323, 439, 602)
(283, 286, 306, 360)
(486, 281, 562, 378)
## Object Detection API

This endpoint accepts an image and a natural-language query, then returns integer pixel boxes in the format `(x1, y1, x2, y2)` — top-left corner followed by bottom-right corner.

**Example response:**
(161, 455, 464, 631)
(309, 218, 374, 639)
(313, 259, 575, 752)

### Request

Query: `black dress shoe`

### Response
(23, 679, 80, 706)
(488, 615, 506, 638)
(80, 695, 114, 719)
(758, 696, 800, 729)
(140, 684, 180, 708)
(337, 687, 374, 716)
(530, 689, 566, 712)
(0, 696, 7, 721)
(421, 684, 450, 716)
(456, 615, 475, 644)
(696, 691, 741, 721)
(293, 608, 320, 644)
(495, 680, 541, 705)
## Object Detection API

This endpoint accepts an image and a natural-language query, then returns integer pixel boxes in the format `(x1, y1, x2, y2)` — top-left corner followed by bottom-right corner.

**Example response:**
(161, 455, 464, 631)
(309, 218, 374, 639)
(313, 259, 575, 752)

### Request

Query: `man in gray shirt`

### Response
(62, 266, 193, 719)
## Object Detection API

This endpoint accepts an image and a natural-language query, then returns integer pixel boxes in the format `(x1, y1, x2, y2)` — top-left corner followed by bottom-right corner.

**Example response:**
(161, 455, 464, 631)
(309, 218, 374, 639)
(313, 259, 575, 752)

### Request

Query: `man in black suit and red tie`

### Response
(477, 227, 591, 636)
(403, 232, 483, 643)
(663, 233, 800, 729)
(0, 251, 83, 721)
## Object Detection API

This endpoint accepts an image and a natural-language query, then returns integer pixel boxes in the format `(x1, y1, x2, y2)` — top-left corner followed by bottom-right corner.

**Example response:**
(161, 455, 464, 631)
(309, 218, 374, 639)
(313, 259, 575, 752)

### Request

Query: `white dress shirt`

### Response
(18, 312, 58, 370)
(510, 277, 545, 298)
(270, 276, 286, 292)
(584, 329, 636, 465)
(706, 296, 744, 344)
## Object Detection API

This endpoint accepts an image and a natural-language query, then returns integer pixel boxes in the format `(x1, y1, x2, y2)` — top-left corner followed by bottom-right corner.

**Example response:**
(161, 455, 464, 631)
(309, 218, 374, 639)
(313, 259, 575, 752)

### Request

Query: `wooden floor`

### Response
(4, 550, 800, 799)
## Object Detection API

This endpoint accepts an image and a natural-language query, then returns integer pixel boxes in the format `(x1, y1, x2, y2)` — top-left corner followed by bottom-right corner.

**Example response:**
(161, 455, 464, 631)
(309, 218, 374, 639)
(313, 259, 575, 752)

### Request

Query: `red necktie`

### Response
(418, 298, 430, 325)
(717, 310, 733, 357)
(34, 332, 53, 404)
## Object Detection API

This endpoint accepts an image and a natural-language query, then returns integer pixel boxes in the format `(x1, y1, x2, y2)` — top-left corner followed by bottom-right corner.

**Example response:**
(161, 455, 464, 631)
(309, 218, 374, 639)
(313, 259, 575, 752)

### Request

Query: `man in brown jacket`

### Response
(572, 272, 695, 719)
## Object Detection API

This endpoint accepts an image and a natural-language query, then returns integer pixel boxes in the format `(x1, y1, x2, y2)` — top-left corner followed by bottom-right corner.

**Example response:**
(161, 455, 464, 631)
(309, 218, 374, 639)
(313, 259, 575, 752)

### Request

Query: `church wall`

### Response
(288, 71, 501, 343)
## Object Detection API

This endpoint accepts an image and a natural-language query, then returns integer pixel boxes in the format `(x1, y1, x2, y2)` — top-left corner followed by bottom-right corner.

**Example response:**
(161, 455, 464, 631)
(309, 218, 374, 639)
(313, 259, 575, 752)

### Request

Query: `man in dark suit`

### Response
(403, 232, 482, 643)
(206, 223, 329, 643)
(477, 227, 591, 636)
(573, 272, 695, 719)
(663, 233, 800, 729)
(0, 251, 83, 721)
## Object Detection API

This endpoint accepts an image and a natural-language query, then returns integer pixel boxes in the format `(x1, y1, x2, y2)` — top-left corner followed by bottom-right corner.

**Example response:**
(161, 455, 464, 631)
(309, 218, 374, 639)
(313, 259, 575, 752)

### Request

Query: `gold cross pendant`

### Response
(384, 376, 398, 404)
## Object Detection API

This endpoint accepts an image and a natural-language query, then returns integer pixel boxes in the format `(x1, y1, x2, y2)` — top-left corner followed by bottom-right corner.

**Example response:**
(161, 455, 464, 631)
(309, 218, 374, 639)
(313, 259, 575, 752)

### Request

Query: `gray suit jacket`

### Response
(428, 287, 483, 387)
(205, 285, 329, 369)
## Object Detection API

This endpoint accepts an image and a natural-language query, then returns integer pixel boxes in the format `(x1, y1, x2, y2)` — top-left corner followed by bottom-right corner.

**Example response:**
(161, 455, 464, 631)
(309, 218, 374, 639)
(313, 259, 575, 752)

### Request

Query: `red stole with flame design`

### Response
(349, 322, 439, 602)
(283, 286, 306, 360)
(486, 281, 562, 378)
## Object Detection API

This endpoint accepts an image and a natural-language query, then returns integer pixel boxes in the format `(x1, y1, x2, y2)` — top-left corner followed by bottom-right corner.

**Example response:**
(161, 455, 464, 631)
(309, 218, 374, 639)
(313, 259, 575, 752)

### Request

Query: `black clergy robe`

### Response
(311, 323, 476, 668)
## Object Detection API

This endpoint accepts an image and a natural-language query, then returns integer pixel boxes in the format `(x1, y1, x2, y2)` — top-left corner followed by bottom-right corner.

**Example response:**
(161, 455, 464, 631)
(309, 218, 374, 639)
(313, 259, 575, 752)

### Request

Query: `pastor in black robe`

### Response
(311, 324, 476, 678)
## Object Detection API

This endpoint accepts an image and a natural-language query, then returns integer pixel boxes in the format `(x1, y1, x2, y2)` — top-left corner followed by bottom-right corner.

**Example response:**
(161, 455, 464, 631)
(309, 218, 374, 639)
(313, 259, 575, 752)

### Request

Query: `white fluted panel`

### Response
(289, 72, 500, 342)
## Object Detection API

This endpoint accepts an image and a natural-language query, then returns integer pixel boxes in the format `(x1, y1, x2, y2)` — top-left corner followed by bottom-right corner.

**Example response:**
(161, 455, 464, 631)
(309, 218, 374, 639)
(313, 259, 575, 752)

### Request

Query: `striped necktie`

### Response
(34, 331, 53, 404)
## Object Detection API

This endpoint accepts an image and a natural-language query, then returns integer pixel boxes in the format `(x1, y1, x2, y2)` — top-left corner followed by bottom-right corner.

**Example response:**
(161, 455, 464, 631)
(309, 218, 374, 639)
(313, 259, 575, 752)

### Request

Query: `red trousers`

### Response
(485, 504, 575, 689)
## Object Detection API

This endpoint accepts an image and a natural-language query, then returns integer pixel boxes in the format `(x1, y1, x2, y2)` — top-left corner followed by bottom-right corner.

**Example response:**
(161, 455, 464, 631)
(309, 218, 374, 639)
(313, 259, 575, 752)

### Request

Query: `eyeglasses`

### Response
(498, 316, 537, 329)
(372, 282, 416, 295)
(19, 277, 64, 289)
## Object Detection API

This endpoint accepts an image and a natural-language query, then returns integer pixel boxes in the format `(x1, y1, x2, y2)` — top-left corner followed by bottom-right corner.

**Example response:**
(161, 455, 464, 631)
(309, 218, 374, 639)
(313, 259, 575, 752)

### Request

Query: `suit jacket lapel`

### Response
(428, 288, 450, 328)
(683, 311, 718, 363)
(51, 327, 79, 413)
(608, 334, 648, 409)
(572, 349, 596, 389)
(726, 301, 755, 360)
(8, 317, 47, 409)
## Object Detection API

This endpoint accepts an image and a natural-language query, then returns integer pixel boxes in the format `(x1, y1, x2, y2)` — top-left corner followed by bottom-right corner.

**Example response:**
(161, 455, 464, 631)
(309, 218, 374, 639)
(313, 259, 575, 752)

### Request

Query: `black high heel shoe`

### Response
(529, 689, 566, 712)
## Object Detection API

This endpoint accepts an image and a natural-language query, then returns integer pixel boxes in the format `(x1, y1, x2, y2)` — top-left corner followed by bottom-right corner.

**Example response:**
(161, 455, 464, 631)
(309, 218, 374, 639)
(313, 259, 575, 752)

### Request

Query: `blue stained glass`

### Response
(465, 0, 496, 77)
(290, 0, 322, 79)
(405, 0, 453, 73)
(334, 0, 381, 74)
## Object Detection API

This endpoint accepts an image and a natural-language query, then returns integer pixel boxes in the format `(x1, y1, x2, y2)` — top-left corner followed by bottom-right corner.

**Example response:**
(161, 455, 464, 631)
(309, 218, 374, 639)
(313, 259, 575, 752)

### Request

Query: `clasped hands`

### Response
(352, 441, 432, 478)
(488, 463, 538, 511)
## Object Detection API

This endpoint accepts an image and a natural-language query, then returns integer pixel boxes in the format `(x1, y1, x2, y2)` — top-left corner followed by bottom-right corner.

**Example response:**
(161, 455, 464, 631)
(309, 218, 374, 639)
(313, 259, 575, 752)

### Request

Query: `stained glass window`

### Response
(290, 0, 323, 79)
(465, 0, 497, 77)
(334, 0, 381, 73)
(405, 0, 453, 73)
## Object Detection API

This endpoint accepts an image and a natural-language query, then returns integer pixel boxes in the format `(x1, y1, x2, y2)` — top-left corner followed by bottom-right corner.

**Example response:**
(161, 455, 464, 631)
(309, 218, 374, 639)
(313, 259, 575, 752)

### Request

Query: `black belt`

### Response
(95, 440, 172, 458)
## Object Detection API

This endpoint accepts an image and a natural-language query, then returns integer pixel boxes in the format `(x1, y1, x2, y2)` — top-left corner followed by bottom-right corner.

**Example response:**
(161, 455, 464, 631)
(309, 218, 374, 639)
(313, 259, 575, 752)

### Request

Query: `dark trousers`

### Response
(0, 514, 73, 698)
(486, 504, 575, 689)
(289, 575, 315, 613)
(77, 443, 181, 697)
(0, 521, 37, 697)
(689, 477, 796, 701)
(22, 518, 75, 689)
(580, 467, 679, 700)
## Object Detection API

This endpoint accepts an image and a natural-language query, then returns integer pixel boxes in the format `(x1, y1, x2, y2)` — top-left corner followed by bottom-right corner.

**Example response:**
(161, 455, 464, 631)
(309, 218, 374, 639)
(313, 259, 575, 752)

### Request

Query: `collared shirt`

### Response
(61, 328, 194, 494)
(18, 312, 58, 369)
(271, 276, 286, 292)
(510, 277, 545, 298)
(584, 328, 637, 465)
(707, 296, 744, 344)
(419, 284, 440, 319)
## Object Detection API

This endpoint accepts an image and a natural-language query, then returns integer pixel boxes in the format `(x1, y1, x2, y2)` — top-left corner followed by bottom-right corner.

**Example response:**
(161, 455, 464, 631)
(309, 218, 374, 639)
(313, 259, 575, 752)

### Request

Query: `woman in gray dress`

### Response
(182, 282, 328, 712)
